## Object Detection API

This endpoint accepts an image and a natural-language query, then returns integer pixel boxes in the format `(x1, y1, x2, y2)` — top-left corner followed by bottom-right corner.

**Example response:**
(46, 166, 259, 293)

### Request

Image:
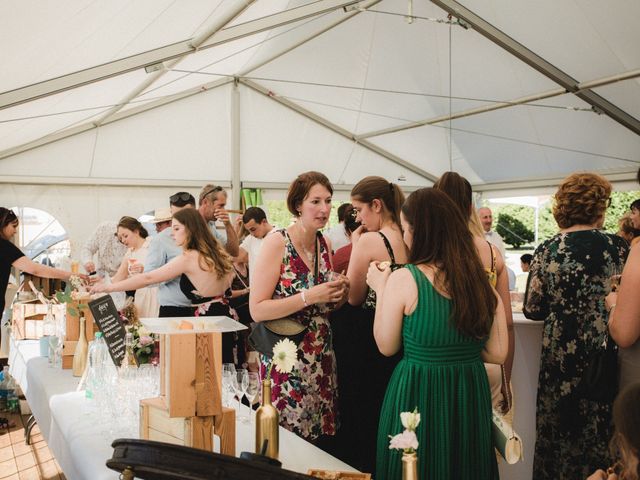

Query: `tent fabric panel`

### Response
(457, 0, 640, 82)
(0, 71, 147, 153)
(0, 132, 97, 178)
(1, 0, 229, 92)
(238, 85, 428, 185)
(90, 86, 233, 181)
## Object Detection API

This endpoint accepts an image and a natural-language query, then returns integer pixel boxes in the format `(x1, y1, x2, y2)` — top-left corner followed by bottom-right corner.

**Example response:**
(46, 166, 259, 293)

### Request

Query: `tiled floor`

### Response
(0, 412, 65, 480)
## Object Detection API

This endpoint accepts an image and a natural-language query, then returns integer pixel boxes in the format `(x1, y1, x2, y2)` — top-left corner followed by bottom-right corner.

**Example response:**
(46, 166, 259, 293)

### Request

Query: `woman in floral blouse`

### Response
(524, 173, 628, 479)
(250, 171, 349, 446)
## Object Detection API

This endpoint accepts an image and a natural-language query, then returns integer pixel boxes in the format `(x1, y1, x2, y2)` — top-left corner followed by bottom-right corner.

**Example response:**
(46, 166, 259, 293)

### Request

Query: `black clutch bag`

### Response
(248, 319, 307, 357)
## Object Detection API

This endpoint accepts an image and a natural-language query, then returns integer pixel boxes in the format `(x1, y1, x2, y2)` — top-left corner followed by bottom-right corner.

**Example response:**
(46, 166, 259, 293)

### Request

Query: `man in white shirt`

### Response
(478, 207, 507, 260)
(324, 203, 351, 252)
(198, 185, 239, 256)
(237, 207, 274, 275)
(80, 221, 127, 276)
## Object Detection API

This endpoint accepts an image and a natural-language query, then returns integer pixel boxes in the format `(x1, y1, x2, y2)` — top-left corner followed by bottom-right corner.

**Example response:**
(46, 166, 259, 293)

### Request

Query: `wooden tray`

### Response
(307, 471, 371, 480)
(140, 317, 247, 335)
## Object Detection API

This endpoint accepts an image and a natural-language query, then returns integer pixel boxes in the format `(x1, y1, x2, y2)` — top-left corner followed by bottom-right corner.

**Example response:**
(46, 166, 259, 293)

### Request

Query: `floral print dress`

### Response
(524, 229, 628, 480)
(259, 229, 338, 440)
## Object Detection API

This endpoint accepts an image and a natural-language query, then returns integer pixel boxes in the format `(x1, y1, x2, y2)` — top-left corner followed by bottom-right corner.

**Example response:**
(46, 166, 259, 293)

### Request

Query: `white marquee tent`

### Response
(1, 0, 639, 249)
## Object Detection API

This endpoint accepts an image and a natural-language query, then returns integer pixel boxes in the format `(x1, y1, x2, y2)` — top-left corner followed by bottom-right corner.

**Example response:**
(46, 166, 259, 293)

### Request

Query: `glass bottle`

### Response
(72, 315, 89, 377)
(255, 379, 279, 459)
(121, 331, 138, 370)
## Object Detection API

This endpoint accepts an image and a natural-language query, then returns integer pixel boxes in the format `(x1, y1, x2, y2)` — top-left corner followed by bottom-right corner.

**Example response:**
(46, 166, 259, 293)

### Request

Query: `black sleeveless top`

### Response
(363, 231, 402, 310)
(179, 274, 216, 304)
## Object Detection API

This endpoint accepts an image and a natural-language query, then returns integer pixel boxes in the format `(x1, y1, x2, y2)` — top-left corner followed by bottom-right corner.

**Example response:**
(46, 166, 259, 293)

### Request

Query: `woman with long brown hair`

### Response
(433, 171, 514, 412)
(339, 176, 408, 473)
(92, 209, 236, 357)
(367, 188, 506, 480)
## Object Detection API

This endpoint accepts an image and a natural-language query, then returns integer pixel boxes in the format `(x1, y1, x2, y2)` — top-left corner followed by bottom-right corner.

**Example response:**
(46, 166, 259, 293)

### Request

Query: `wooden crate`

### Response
(139, 397, 235, 456)
(160, 333, 222, 418)
(11, 302, 65, 340)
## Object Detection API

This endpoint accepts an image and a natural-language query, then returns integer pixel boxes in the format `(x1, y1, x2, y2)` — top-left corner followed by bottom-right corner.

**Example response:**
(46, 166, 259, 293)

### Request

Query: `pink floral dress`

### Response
(259, 229, 339, 440)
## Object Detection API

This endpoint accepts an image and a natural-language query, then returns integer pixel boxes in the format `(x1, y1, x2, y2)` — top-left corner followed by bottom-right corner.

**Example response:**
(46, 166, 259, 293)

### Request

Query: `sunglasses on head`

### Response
(170, 192, 192, 203)
(201, 186, 224, 200)
(1, 209, 17, 226)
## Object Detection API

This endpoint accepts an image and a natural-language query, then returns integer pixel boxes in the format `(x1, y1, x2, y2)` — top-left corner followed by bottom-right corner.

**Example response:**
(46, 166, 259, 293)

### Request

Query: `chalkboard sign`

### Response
(88, 295, 127, 368)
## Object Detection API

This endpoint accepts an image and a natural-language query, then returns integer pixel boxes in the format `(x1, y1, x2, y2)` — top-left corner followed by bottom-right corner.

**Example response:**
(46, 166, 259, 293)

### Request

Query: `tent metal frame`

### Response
(0, 0, 637, 196)
(431, 0, 640, 137)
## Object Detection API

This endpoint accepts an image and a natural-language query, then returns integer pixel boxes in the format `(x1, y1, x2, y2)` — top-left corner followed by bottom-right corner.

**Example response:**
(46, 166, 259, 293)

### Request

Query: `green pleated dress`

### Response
(376, 264, 498, 480)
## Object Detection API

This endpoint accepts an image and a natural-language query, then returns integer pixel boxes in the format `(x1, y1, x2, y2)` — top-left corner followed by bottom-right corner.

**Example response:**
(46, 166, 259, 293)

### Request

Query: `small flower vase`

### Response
(402, 451, 418, 480)
(255, 379, 279, 459)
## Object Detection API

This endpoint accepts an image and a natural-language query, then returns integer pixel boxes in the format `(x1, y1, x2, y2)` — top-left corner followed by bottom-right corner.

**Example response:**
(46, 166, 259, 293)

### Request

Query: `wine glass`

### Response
(222, 363, 236, 407)
(610, 264, 622, 292)
(235, 369, 248, 421)
(245, 372, 260, 422)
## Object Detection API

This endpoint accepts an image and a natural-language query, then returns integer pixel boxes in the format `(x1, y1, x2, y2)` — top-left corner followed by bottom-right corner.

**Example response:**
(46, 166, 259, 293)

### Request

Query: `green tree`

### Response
(496, 213, 534, 248)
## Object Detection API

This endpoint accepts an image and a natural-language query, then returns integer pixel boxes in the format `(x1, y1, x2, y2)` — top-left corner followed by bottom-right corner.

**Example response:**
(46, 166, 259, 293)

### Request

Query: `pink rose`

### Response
(139, 335, 154, 346)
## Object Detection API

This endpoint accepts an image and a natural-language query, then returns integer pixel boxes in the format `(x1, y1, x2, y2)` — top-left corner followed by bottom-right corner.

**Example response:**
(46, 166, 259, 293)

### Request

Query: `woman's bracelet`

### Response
(301, 289, 309, 307)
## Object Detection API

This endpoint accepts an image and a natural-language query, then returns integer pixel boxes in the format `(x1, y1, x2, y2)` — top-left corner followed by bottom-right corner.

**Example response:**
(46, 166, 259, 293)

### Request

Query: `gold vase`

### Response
(72, 315, 88, 377)
(402, 451, 418, 480)
(255, 379, 279, 459)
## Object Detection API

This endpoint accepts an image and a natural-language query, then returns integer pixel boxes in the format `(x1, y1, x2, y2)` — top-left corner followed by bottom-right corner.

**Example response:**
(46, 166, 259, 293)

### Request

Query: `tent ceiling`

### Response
(1, 0, 638, 197)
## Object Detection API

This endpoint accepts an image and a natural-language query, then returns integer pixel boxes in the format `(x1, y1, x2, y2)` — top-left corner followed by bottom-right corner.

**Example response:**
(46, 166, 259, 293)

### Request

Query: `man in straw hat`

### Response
(149, 207, 172, 234)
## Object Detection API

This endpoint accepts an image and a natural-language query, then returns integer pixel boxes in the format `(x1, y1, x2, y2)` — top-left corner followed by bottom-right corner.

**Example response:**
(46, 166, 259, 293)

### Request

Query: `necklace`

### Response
(293, 225, 315, 265)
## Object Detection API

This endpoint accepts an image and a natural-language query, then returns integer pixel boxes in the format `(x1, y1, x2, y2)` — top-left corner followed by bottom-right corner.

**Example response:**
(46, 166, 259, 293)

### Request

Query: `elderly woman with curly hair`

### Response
(524, 173, 628, 480)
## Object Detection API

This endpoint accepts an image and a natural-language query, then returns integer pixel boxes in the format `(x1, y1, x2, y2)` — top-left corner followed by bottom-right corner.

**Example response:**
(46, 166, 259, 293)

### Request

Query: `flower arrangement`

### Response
(118, 298, 156, 364)
(389, 408, 420, 453)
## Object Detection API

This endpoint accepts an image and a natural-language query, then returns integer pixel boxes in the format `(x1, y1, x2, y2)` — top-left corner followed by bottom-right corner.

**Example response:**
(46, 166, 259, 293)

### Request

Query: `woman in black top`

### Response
(91, 208, 236, 360)
(1, 207, 81, 315)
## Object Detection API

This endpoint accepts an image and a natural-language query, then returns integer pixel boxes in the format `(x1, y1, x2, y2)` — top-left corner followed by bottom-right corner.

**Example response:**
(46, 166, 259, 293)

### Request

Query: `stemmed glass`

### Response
(245, 372, 260, 423)
(234, 369, 249, 421)
(222, 363, 236, 408)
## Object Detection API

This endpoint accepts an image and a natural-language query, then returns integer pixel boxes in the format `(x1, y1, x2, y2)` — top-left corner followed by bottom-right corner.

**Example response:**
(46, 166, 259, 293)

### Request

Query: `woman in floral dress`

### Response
(250, 172, 349, 444)
(524, 173, 628, 479)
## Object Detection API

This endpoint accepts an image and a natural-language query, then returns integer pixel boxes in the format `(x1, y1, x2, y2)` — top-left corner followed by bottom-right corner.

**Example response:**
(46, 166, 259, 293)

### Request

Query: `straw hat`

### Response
(150, 207, 172, 223)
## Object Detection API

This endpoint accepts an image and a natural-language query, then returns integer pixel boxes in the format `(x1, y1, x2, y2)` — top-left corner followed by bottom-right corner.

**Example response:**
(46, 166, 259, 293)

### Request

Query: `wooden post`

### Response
(165, 334, 196, 418)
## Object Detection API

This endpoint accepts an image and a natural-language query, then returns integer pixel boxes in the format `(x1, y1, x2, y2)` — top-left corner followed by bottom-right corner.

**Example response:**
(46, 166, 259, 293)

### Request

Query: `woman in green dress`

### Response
(367, 188, 507, 480)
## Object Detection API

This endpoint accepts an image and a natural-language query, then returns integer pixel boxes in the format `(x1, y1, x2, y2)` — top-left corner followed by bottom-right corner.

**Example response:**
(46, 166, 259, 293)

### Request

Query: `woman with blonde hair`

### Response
(524, 173, 628, 479)
(110, 216, 158, 318)
(433, 171, 514, 412)
(92, 209, 236, 357)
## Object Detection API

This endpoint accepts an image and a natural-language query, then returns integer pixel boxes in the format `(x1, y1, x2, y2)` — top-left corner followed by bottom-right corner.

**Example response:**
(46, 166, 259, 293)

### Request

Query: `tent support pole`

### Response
(231, 79, 242, 210)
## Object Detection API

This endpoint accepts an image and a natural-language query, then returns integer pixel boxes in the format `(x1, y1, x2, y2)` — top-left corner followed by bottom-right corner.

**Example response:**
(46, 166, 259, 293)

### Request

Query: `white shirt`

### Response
(80, 221, 127, 276)
(240, 232, 271, 275)
(324, 223, 350, 251)
(484, 230, 506, 261)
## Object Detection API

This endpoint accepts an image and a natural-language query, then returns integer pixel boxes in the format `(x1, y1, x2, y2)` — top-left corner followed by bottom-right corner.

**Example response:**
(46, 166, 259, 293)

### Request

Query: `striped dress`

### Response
(376, 264, 497, 480)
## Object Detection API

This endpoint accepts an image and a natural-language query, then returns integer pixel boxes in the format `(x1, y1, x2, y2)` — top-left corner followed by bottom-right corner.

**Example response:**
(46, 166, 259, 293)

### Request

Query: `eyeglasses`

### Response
(201, 186, 224, 201)
(170, 192, 192, 203)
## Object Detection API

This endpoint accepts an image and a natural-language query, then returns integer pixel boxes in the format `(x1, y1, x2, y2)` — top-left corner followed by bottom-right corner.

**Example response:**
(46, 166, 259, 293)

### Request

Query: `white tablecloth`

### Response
(498, 313, 544, 480)
(9, 336, 357, 479)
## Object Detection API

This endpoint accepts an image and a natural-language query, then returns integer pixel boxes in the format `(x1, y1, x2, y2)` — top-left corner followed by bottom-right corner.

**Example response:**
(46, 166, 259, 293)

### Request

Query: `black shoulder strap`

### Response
(378, 231, 396, 264)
